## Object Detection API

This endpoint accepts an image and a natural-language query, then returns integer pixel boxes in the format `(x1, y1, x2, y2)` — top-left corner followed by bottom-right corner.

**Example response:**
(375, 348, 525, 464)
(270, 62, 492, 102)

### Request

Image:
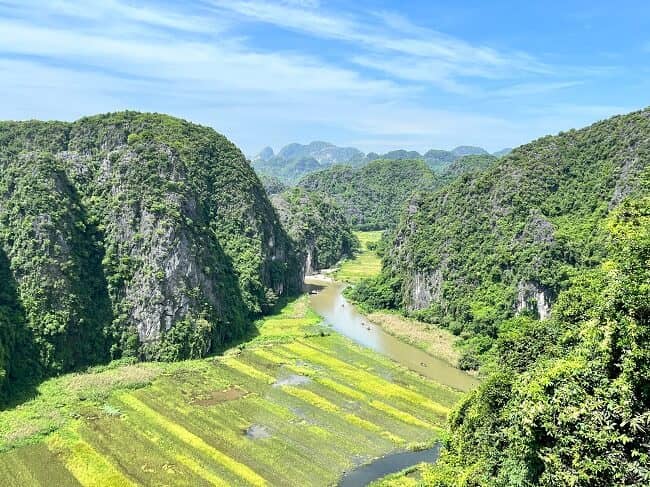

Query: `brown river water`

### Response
(305, 277, 478, 392)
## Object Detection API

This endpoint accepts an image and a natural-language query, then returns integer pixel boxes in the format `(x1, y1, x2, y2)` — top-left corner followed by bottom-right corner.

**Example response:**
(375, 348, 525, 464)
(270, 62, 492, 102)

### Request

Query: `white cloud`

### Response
(208, 0, 552, 83)
(0, 0, 628, 154)
(490, 81, 584, 98)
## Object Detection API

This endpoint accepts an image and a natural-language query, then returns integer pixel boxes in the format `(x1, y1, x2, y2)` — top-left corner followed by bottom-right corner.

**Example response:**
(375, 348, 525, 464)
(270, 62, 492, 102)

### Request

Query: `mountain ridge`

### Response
(0, 111, 304, 394)
(350, 107, 650, 365)
(252, 141, 494, 181)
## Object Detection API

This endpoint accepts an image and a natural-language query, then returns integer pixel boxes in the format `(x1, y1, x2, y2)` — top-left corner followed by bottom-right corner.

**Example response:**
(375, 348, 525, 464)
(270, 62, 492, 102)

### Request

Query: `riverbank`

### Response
(331, 231, 463, 370)
(364, 312, 461, 368)
(307, 279, 477, 393)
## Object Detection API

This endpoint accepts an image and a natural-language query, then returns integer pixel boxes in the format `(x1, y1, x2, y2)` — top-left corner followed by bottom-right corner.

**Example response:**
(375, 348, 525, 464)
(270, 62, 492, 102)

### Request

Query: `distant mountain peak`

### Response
(451, 145, 489, 157)
(253, 140, 492, 181)
(254, 146, 274, 162)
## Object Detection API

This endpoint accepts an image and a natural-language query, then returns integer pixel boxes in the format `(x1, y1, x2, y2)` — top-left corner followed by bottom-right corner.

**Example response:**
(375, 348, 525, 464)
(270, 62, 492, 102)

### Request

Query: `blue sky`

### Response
(1, 1, 649, 155)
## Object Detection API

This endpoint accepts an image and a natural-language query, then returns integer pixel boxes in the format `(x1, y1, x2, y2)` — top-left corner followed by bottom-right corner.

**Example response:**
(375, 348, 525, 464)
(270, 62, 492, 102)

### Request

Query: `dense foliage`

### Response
(297, 159, 438, 230)
(351, 109, 650, 366)
(435, 154, 497, 186)
(426, 196, 650, 486)
(259, 174, 288, 195)
(271, 188, 359, 273)
(0, 112, 302, 397)
(425, 146, 489, 172)
(0, 152, 112, 377)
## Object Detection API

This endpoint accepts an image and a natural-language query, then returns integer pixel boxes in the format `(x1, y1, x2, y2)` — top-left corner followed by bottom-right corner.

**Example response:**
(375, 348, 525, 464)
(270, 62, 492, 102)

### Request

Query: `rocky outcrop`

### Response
(515, 280, 552, 320)
(271, 188, 357, 275)
(405, 269, 443, 311)
(0, 112, 303, 377)
(380, 108, 650, 338)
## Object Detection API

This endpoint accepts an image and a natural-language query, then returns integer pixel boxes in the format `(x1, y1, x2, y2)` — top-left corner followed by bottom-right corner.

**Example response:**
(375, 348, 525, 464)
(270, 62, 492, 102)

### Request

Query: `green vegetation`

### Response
(334, 231, 383, 282)
(271, 188, 359, 273)
(299, 159, 437, 230)
(425, 196, 650, 485)
(0, 112, 302, 397)
(435, 154, 496, 187)
(258, 174, 287, 196)
(350, 108, 650, 368)
(0, 152, 112, 379)
(365, 312, 461, 367)
(0, 294, 462, 486)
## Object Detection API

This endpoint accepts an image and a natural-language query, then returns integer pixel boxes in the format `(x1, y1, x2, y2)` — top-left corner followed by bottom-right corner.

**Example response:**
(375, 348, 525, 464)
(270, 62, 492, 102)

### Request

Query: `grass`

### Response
(334, 230, 383, 283)
(0, 290, 463, 486)
(365, 311, 461, 367)
(368, 463, 427, 486)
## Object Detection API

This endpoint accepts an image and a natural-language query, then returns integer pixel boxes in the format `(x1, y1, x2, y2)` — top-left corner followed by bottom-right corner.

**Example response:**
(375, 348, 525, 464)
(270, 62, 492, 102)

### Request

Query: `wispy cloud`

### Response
(491, 81, 584, 98)
(208, 0, 553, 94)
(0, 0, 630, 154)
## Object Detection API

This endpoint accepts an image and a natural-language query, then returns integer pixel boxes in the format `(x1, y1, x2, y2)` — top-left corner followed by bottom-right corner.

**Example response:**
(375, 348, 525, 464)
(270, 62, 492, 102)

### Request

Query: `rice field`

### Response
(0, 290, 462, 486)
(334, 231, 383, 283)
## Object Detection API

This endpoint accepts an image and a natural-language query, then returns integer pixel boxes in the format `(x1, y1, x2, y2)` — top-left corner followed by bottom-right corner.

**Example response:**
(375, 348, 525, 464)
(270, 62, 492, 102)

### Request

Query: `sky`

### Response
(1, 1, 649, 155)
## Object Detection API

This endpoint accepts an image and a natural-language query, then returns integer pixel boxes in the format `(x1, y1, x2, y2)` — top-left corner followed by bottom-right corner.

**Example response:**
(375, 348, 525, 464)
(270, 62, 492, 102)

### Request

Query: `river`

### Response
(305, 278, 478, 392)
(305, 276, 477, 486)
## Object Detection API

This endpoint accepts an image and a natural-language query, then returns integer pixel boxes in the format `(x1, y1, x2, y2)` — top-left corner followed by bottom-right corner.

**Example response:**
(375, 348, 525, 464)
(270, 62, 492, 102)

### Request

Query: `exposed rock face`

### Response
(270, 188, 357, 275)
(515, 281, 552, 320)
(383, 108, 650, 334)
(0, 112, 302, 374)
(405, 269, 443, 311)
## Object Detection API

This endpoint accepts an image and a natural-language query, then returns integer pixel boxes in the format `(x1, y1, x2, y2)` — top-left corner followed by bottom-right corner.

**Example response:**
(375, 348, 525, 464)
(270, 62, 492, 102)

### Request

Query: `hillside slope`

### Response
(367, 108, 650, 361)
(271, 188, 359, 274)
(297, 158, 437, 230)
(428, 195, 650, 486)
(0, 112, 302, 394)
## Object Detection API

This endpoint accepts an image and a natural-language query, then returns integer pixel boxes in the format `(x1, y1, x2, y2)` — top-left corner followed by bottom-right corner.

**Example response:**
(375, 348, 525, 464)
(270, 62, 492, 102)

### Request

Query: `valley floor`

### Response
(0, 230, 471, 486)
(0, 297, 462, 487)
(333, 231, 461, 368)
(334, 231, 383, 283)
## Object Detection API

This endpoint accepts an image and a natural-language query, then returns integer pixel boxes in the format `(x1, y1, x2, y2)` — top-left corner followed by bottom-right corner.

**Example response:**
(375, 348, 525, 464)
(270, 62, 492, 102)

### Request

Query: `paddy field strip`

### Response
(334, 230, 383, 282)
(0, 284, 461, 486)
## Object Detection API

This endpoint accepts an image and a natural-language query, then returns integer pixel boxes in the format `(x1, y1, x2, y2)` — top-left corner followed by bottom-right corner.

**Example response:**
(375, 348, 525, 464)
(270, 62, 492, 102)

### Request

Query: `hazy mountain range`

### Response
(251, 141, 511, 182)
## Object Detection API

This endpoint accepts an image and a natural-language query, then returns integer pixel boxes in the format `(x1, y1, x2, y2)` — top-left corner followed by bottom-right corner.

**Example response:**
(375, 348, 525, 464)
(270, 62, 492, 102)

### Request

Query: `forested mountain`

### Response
(271, 188, 359, 274)
(297, 158, 437, 230)
(364, 146, 489, 172)
(492, 147, 513, 157)
(296, 155, 496, 231)
(435, 154, 497, 187)
(429, 196, 650, 485)
(0, 112, 303, 395)
(350, 108, 650, 367)
(259, 173, 288, 195)
(365, 149, 422, 162)
(423, 146, 488, 171)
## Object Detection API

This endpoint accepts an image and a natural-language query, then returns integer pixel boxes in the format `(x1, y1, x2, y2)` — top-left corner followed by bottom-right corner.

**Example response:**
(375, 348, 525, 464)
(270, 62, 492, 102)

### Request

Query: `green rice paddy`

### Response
(334, 231, 383, 283)
(0, 233, 463, 486)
